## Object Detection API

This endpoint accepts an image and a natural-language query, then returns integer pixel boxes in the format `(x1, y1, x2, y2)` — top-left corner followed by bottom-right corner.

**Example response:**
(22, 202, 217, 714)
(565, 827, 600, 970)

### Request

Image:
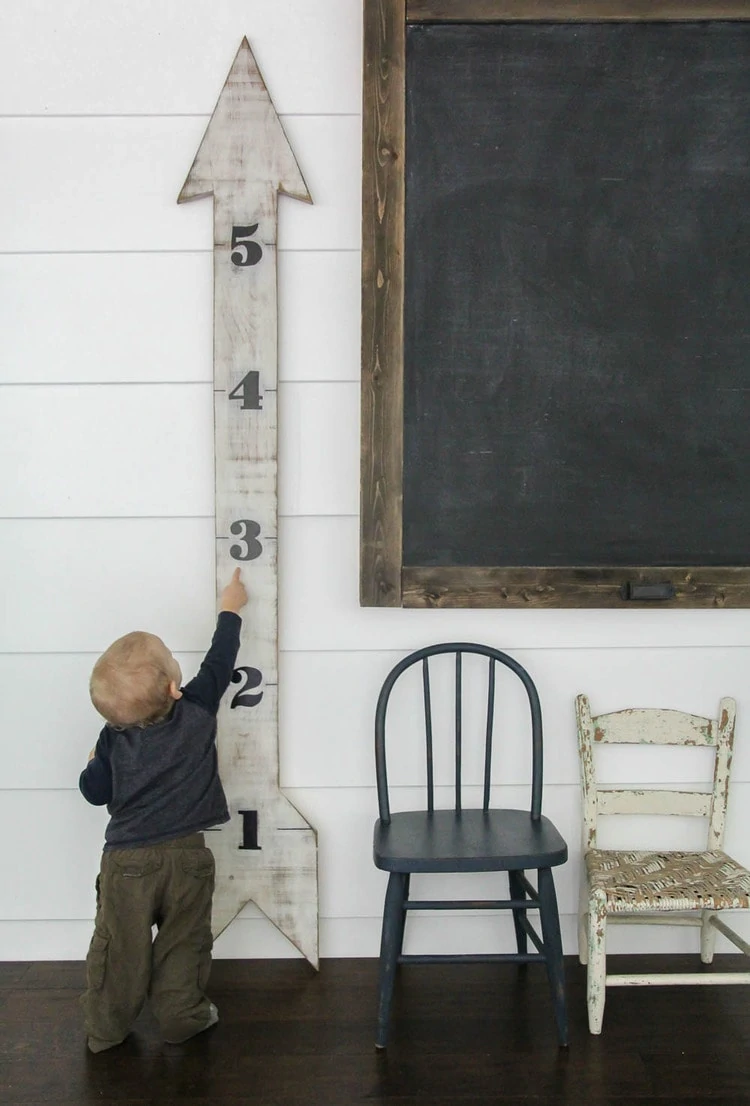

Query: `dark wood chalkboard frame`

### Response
(360, 0, 750, 609)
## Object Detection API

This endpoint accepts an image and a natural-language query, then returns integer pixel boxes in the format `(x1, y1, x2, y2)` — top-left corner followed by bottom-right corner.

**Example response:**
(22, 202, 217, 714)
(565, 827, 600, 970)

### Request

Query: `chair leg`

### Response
(587, 894, 607, 1035)
(537, 867, 568, 1047)
(700, 909, 718, 964)
(508, 870, 528, 956)
(376, 871, 408, 1050)
(578, 876, 589, 966)
(396, 874, 410, 957)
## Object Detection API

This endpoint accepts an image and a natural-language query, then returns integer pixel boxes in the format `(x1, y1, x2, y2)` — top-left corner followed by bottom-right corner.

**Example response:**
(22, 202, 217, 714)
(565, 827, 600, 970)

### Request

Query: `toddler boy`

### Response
(79, 568, 247, 1052)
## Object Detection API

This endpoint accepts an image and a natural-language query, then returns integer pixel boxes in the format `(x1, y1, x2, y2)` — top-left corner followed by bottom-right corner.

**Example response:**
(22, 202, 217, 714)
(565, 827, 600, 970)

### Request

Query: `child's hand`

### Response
(220, 567, 248, 614)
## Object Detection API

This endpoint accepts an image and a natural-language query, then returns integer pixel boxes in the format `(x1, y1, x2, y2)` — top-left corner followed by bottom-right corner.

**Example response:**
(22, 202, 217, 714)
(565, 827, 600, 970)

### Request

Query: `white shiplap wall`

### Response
(3, 0, 750, 963)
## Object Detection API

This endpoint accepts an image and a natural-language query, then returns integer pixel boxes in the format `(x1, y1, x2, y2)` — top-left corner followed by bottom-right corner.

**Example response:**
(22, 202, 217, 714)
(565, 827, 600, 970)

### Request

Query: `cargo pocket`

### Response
(86, 930, 110, 991)
(180, 850, 215, 991)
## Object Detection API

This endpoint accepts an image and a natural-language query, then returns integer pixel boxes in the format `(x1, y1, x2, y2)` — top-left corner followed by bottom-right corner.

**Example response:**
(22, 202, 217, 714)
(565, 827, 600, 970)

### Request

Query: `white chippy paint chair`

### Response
(576, 694, 750, 1034)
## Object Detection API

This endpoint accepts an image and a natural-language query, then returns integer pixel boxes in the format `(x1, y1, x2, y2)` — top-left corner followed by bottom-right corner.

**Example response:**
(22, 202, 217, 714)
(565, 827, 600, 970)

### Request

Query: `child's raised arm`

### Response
(220, 567, 248, 615)
(182, 569, 248, 714)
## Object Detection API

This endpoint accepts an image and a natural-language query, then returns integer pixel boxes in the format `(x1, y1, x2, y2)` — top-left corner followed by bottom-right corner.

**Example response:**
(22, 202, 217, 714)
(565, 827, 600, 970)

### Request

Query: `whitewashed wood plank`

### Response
(0, 518, 216, 653)
(593, 814, 719, 852)
(261, 781, 750, 922)
(278, 250, 360, 383)
(0, 117, 213, 250)
(591, 743, 718, 791)
(285, 785, 583, 918)
(340, 912, 713, 960)
(0, 384, 215, 518)
(281, 383, 359, 516)
(179, 37, 319, 965)
(0, 381, 357, 518)
(0, 253, 213, 384)
(592, 731, 749, 854)
(0, 0, 362, 116)
(0, 921, 95, 960)
(0, 779, 577, 922)
(9, 911, 750, 961)
(586, 707, 717, 746)
(0, 792, 107, 920)
(1, 648, 747, 792)
(2, 764, 749, 952)
(300, 652, 539, 793)
(0, 651, 201, 789)
(1, 645, 747, 796)
(281, 649, 750, 790)
(0, 251, 359, 385)
(4, 517, 750, 654)
(0, 117, 361, 253)
(0, 653, 110, 790)
(0, 785, 583, 921)
(596, 789, 712, 817)
(280, 516, 750, 651)
(0, 918, 308, 962)
(606, 971, 750, 987)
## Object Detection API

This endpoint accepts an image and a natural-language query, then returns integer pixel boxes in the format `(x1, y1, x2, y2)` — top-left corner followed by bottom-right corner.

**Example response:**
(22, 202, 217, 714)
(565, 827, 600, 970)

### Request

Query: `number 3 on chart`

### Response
(230, 520, 262, 562)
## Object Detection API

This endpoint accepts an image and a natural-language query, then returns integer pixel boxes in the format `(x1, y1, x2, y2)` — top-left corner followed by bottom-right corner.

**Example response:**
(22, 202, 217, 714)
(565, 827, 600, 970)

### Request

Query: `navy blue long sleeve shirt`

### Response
(79, 611, 241, 849)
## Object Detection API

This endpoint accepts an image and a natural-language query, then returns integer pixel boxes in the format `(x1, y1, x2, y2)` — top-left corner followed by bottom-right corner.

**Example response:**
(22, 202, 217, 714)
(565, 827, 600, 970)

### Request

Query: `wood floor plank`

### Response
(2, 957, 750, 1103)
(0, 962, 29, 988)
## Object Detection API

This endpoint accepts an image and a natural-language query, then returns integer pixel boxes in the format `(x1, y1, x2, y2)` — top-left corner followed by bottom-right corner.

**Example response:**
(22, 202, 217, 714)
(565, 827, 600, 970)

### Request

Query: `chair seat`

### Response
(374, 808, 568, 873)
(586, 848, 750, 912)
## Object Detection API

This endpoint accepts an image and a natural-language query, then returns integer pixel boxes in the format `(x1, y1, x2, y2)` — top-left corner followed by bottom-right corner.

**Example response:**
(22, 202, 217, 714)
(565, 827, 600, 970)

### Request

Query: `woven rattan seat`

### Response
(586, 849, 750, 913)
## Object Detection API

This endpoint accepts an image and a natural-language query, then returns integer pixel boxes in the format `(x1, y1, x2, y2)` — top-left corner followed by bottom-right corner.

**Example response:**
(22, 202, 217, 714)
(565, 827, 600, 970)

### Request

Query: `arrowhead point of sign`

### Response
(178, 37, 311, 204)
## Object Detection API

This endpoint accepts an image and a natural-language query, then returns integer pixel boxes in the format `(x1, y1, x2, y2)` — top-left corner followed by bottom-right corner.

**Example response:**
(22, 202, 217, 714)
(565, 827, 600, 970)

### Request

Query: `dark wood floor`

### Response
(3, 955, 750, 1105)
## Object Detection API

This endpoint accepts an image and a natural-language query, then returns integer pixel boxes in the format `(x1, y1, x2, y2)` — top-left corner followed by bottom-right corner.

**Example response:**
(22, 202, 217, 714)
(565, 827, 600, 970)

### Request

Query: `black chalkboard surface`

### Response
(360, 1, 750, 607)
(403, 21, 750, 567)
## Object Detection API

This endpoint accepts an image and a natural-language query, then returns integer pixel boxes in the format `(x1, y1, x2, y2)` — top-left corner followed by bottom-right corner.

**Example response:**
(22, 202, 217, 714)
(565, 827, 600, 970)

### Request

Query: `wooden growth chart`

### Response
(179, 39, 318, 966)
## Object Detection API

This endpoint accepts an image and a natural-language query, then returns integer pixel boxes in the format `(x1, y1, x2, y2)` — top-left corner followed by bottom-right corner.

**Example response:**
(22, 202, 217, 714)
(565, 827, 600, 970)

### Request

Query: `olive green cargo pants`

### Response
(81, 833, 216, 1051)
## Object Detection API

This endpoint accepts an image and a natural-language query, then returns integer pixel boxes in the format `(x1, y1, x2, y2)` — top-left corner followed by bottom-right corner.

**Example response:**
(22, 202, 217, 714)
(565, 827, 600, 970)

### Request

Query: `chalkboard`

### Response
(361, 0, 750, 608)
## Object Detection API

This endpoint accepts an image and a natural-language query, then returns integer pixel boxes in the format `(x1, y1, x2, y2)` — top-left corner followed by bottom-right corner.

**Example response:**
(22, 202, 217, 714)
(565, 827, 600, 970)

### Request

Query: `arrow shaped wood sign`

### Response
(178, 38, 319, 967)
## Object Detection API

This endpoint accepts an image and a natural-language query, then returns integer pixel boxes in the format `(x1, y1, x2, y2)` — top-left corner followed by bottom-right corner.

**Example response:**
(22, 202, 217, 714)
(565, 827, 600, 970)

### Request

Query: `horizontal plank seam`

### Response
(2, 644, 750, 655)
(0, 248, 362, 257)
(0, 112, 362, 120)
(0, 514, 360, 521)
(0, 380, 359, 388)
(0, 911, 618, 924)
(4, 910, 750, 924)
(2, 781, 745, 793)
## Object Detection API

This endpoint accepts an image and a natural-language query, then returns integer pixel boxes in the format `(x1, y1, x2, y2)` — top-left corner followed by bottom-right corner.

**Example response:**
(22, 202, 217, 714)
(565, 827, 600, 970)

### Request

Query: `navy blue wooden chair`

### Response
(373, 643, 568, 1048)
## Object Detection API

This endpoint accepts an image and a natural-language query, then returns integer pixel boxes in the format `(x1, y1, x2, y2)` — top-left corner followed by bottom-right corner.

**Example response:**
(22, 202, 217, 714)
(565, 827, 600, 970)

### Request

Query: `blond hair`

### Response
(90, 632, 177, 728)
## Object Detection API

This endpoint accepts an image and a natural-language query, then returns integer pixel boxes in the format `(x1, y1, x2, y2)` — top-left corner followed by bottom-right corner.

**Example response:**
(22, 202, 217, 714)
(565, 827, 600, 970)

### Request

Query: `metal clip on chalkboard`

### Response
(622, 582, 675, 601)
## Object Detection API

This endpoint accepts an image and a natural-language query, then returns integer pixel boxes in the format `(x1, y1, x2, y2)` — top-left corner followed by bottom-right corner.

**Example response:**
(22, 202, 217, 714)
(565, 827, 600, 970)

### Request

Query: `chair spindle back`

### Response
(375, 643, 543, 825)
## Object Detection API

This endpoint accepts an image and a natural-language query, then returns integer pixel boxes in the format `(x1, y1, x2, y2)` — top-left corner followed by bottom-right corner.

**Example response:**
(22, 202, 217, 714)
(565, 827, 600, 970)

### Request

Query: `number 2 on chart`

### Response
(231, 667, 264, 709)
